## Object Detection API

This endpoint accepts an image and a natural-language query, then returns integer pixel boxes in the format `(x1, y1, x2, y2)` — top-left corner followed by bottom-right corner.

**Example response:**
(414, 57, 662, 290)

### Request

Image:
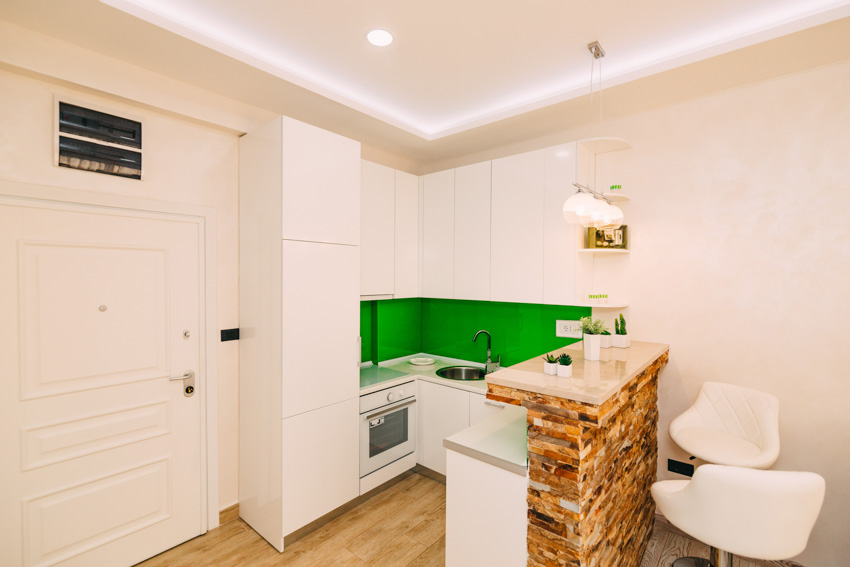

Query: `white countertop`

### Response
(443, 403, 528, 476)
(486, 340, 670, 406)
(359, 353, 489, 396)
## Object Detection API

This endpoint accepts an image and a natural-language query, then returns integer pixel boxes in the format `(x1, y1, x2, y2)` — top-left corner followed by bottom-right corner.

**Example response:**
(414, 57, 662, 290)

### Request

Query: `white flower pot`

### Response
(543, 361, 558, 375)
(600, 334, 613, 348)
(613, 334, 631, 348)
(557, 364, 573, 378)
(583, 334, 602, 360)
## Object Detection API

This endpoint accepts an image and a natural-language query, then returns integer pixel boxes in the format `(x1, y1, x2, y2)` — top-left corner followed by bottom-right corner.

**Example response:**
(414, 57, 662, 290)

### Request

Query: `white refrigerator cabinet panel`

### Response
(281, 117, 361, 246)
(281, 240, 359, 419)
(490, 150, 545, 303)
(281, 398, 359, 535)
(422, 170, 455, 299)
(543, 143, 579, 305)
(453, 162, 491, 301)
(416, 380, 469, 476)
(360, 160, 395, 296)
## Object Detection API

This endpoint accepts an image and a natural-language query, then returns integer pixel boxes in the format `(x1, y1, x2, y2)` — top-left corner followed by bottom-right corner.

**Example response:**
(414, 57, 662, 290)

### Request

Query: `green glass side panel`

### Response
(359, 301, 373, 363)
(420, 299, 591, 367)
(374, 298, 422, 361)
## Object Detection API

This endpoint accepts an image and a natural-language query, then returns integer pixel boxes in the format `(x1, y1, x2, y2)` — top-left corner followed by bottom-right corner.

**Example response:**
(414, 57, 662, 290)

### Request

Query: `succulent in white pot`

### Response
(557, 354, 573, 378)
(581, 316, 608, 361)
(613, 313, 631, 348)
(542, 353, 558, 375)
(600, 330, 613, 348)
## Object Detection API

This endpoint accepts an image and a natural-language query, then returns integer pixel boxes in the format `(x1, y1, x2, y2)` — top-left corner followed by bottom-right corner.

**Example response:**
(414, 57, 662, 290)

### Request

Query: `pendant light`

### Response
(563, 41, 624, 230)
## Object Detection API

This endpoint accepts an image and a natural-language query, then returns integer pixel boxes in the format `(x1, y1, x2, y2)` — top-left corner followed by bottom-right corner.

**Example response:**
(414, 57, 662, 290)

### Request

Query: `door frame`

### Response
(0, 178, 221, 532)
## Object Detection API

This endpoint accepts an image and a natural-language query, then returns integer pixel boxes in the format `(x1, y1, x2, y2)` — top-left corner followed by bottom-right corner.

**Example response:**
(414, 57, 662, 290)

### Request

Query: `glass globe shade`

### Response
(579, 199, 610, 228)
(563, 192, 598, 224)
(599, 204, 624, 229)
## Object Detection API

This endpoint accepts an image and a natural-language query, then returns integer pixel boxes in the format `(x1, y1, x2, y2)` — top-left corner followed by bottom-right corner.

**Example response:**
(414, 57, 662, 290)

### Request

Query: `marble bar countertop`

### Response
(443, 402, 528, 476)
(486, 340, 669, 406)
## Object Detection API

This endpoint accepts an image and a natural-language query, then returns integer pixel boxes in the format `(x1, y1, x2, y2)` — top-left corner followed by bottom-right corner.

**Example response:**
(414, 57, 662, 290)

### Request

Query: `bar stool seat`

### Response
(652, 464, 825, 567)
(670, 381, 779, 469)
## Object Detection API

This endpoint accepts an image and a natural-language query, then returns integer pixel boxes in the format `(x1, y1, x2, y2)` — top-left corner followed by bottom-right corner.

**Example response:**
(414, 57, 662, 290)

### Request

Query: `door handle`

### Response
(169, 370, 196, 397)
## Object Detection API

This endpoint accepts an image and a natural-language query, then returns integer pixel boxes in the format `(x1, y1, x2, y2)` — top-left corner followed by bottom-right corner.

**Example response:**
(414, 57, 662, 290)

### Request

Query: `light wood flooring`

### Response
(137, 473, 761, 567)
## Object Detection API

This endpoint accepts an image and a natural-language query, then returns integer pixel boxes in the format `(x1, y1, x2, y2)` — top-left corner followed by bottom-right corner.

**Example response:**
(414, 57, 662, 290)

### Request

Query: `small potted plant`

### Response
(557, 353, 573, 377)
(600, 329, 613, 348)
(613, 313, 631, 348)
(580, 316, 608, 361)
(542, 353, 558, 375)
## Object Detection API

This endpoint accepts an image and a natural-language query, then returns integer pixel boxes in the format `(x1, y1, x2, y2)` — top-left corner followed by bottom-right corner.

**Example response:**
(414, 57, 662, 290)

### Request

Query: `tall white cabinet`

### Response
(239, 117, 361, 551)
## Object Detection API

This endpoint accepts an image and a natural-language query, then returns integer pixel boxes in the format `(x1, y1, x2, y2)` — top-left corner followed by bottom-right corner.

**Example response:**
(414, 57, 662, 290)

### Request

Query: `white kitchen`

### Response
(1, 2, 848, 567)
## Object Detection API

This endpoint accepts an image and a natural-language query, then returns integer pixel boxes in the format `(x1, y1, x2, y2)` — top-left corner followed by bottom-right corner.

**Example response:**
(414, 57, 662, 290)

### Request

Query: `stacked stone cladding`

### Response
(487, 350, 669, 567)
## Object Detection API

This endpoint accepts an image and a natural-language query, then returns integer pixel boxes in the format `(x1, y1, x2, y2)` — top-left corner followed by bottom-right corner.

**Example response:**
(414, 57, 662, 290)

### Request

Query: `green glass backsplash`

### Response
(360, 297, 590, 366)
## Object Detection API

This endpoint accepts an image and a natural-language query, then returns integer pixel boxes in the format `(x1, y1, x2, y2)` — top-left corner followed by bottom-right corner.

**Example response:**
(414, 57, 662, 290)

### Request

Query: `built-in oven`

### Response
(359, 380, 416, 478)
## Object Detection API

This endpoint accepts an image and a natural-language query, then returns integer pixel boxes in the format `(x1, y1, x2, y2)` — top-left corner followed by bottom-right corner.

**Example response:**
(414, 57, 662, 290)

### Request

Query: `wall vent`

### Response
(55, 99, 143, 180)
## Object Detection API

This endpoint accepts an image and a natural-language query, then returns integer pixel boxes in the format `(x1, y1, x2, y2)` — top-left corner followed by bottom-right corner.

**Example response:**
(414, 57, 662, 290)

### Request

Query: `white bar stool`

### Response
(670, 381, 780, 469)
(652, 465, 825, 567)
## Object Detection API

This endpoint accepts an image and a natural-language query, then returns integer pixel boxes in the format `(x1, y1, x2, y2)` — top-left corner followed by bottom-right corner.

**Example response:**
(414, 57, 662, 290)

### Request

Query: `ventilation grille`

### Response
(56, 101, 143, 180)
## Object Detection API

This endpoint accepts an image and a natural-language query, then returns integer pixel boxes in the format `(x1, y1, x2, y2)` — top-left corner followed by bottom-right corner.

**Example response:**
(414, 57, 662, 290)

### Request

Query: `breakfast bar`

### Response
(486, 341, 670, 567)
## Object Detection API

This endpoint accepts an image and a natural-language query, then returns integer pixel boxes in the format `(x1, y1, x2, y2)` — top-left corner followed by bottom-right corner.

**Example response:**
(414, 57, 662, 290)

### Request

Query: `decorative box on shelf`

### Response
(587, 225, 628, 249)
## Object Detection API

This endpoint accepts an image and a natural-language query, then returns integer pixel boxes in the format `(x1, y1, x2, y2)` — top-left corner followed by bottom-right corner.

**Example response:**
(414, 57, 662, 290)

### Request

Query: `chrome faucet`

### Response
(473, 330, 501, 374)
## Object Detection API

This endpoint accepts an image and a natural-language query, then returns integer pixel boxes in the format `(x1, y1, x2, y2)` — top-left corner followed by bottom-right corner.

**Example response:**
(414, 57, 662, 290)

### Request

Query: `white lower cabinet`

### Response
(469, 392, 506, 425)
(445, 450, 528, 567)
(281, 398, 359, 536)
(416, 380, 470, 475)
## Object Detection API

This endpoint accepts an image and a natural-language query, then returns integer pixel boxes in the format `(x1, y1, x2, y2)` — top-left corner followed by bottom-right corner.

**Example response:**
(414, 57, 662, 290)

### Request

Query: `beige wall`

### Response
(600, 59, 850, 566)
(0, 68, 242, 510)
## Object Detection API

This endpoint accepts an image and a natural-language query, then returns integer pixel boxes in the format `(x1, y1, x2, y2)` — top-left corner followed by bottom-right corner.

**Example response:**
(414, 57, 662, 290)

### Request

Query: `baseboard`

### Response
(219, 503, 239, 525)
(412, 464, 446, 485)
(653, 514, 806, 567)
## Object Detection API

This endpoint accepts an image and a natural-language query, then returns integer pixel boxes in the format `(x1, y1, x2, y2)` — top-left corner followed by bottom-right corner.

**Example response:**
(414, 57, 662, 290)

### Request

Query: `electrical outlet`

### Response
(556, 320, 582, 339)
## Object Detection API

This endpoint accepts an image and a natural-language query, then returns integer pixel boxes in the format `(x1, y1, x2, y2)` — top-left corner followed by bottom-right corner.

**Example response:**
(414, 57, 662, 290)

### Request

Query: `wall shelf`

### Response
(602, 193, 630, 202)
(579, 248, 629, 255)
(575, 303, 629, 309)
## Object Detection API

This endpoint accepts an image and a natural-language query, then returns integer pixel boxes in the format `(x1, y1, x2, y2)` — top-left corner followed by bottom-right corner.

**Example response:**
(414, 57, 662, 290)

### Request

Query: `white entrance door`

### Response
(0, 198, 204, 567)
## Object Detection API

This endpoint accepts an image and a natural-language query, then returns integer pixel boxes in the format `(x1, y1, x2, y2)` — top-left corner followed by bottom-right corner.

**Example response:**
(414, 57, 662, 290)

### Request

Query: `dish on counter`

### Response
(409, 357, 435, 366)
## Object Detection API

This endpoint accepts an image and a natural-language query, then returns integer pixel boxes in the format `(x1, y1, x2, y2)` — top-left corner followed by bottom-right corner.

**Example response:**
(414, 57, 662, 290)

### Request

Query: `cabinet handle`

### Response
(484, 400, 505, 409)
(363, 399, 416, 421)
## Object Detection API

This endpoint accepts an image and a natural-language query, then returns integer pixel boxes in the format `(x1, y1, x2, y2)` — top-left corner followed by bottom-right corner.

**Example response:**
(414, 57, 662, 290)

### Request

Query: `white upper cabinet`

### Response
(543, 143, 582, 305)
(281, 240, 360, 419)
(394, 170, 420, 299)
(422, 169, 455, 299)
(360, 160, 395, 296)
(280, 117, 360, 245)
(453, 162, 491, 301)
(490, 150, 545, 303)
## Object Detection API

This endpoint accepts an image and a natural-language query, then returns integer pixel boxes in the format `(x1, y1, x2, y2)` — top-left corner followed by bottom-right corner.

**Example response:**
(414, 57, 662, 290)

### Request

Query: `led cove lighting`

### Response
(367, 29, 393, 47)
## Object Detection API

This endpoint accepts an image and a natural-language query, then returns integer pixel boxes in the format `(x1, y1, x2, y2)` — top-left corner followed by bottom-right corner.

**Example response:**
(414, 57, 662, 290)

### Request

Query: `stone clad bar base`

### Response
(487, 351, 669, 567)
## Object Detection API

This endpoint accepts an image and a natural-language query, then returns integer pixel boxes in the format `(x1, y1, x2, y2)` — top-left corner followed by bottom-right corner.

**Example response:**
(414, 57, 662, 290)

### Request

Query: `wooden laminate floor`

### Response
(137, 473, 759, 567)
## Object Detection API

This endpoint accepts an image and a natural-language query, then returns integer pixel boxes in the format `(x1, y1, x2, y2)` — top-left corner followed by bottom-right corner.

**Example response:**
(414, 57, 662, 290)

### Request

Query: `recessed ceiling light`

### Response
(367, 29, 393, 47)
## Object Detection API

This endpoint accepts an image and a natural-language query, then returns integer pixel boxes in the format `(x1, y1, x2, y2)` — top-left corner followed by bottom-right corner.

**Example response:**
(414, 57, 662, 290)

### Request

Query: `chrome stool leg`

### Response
(671, 547, 733, 567)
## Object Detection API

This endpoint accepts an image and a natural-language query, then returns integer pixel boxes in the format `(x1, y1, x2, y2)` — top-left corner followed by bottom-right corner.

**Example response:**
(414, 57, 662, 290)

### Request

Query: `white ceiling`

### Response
(99, 0, 850, 139)
(2, 0, 850, 171)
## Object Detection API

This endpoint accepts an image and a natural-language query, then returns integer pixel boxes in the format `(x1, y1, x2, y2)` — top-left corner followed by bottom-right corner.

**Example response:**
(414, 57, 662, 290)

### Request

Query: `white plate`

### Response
(409, 357, 435, 366)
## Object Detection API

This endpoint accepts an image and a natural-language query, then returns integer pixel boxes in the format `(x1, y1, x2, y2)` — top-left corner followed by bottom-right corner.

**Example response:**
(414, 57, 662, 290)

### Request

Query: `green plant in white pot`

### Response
(600, 329, 613, 348)
(580, 316, 608, 361)
(557, 353, 573, 377)
(542, 353, 558, 375)
(613, 313, 631, 348)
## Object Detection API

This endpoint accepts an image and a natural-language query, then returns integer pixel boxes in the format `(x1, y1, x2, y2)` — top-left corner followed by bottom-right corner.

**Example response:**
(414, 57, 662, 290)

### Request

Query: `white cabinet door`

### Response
(417, 380, 469, 476)
(454, 162, 491, 301)
(422, 170, 455, 299)
(394, 170, 420, 299)
(543, 143, 581, 305)
(360, 160, 395, 296)
(469, 392, 507, 426)
(281, 240, 359, 419)
(491, 150, 545, 303)
(281, 117, 360, 246)
(282, 398, 359, 536)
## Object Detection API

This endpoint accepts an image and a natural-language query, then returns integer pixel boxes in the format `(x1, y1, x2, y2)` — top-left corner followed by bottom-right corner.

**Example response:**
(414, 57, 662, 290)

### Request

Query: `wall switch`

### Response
(556, 320, 582, 339)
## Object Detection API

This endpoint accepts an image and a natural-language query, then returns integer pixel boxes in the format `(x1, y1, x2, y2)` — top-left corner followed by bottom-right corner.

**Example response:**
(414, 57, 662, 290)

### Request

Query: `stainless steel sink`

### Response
(436, 366, 485, 381)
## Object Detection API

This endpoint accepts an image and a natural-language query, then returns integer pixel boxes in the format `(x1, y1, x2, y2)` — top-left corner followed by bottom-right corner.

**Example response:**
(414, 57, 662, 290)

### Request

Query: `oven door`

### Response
(360, 398, 416, 478)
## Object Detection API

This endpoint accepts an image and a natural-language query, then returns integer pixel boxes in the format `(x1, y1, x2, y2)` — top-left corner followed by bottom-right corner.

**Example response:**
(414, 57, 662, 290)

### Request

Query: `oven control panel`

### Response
(359, 379, 416, 414)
